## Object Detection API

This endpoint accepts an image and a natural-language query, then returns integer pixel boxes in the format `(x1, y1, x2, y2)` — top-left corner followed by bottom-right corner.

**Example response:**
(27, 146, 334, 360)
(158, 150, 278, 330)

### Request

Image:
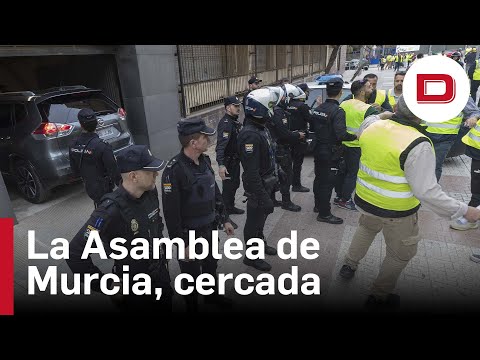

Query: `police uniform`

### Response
(287, 83, 313, 192)
(67, 145, 172, 312)
(310, 78, 357, 223)
(242, 76, 262, 111)
(69, 108, 120, 207)
(216, 96, 243, 214)
(238, 114, 278, 272)
(161, 117, 231, 312)
(267, 104, 303, 211)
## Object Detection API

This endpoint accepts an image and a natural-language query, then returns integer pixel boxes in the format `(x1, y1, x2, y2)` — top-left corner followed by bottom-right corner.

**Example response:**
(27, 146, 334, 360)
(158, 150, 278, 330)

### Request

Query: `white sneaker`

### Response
(450, 219, 479, 231)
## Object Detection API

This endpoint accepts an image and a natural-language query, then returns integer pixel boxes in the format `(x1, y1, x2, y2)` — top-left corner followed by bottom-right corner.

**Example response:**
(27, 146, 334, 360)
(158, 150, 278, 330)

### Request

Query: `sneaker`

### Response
(450, 218, 478, 231)
(292, 185, 310, 192)
(317, 214, 343, 224)
(227, 207, 245, 215)
(333, 197, 341, 205)
(265, 244, 277, 256)
(470, 254, 480, 263)
(339, 264, 356, 279)
(337, 199, 357, 211)
(243, 257, 272, 271)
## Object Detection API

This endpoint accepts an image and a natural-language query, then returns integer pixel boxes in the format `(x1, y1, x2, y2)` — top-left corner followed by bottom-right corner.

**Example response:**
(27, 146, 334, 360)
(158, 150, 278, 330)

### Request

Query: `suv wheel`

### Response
(13, 161, 49, 203)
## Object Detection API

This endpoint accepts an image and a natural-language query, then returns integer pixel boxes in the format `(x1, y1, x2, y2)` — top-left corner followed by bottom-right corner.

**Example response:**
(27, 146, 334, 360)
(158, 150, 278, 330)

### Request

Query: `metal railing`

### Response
(177, 45, 332, 116)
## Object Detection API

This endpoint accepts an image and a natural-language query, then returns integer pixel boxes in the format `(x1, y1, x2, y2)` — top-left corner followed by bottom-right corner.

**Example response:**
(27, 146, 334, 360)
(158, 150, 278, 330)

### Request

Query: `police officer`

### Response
(67, 145, 172, 312)
(242, 76, 262, 111)
(216, 96, 244, 216)
(267, 84, 305, 211)
(310, 78, 357, 224)
(161, 117, 235, 312)
(239, 87, 283, 271)
(288, 83, 313, 193)
(69, 108, 121, 207)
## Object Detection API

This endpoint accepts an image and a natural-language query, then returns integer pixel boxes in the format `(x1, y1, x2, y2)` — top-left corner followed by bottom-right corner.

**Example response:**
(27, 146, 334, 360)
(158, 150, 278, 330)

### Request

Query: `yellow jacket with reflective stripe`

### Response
(340, 99, 371, 147)
(462, 119, 480, 149)
(425, 113, 463, 135)
(356, 120, 431, 212)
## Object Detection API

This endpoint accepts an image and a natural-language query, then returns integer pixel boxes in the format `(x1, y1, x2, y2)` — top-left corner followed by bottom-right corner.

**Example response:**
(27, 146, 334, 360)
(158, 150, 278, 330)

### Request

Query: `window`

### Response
(13, 104, 27, 125)
(0, 104, 12, 130)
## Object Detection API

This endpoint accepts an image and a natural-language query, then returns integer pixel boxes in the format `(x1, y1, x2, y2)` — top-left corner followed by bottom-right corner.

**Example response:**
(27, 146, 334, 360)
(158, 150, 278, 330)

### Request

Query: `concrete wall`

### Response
(116, 45, 182, 161)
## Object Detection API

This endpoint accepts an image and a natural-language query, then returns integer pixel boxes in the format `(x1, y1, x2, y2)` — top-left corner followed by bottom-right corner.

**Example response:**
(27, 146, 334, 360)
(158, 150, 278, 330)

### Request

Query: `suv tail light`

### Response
(118, 107, 127, 121)
(33, 122, 74, 138)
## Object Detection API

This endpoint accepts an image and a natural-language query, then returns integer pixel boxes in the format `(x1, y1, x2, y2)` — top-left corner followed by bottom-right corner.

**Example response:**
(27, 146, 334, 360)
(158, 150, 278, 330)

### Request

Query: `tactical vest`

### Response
(340, 99, 371, 147)
(356, 120, 432, 217)
(99, 190, 169, 286)
(169, 154, 216, 229)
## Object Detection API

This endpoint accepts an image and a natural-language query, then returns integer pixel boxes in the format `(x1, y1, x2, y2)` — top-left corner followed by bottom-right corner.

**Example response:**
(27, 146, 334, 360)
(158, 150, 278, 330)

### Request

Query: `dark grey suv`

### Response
(0, 86, 133, 203)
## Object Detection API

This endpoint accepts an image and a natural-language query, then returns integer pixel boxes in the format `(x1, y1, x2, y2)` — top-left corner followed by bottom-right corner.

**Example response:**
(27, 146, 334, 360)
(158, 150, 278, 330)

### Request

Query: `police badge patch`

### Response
(282, 118, 288, 124)
(223, 132, 229, 138)
(84, 224, 98, 240)
(131, 219, 139, 234)
(163, 183, 172, 193)
(245, 144, 254, 153)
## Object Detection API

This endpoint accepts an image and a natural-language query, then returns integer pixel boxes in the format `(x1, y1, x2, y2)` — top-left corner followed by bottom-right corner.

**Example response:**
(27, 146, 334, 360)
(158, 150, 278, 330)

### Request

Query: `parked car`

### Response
(0, 86, 134, 203)
(345, 59, 369, 71)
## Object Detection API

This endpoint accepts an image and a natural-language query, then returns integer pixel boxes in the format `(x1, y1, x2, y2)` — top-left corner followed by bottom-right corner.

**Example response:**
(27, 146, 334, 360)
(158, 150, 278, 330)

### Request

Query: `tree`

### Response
(324, 45, 342, 74)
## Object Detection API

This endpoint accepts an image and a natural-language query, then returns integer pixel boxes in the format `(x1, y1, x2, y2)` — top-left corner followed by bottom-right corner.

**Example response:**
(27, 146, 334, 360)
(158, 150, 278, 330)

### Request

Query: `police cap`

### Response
(177, 117, 216, 136)
(224, 96, 241, 107)
(77, 108, 98, 125)
(326, 77, 344, 91)
(116, 145, 166, 173)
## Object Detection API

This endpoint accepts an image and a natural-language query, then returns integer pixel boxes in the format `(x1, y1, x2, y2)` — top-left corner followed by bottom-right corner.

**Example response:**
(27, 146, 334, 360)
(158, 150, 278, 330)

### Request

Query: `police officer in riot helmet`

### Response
(267, 83, 306, 211)
(310, 78, 357, 224)
(288, 83, 313, 193)
(67, 145, 172, 312)
(239, 87, 284, 271)
(162, 118, 235, 312)
(451, 52, 464, 68)
(69, 108, 121, 208)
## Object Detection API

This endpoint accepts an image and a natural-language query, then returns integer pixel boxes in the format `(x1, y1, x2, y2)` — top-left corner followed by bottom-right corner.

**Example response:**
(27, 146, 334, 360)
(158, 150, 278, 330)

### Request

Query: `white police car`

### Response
(305, 76, 352, 109)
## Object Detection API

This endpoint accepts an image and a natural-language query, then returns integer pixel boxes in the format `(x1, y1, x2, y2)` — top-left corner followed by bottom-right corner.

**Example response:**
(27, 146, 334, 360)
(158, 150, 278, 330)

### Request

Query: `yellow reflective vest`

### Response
(474, 60, 480, 81)
(356, 120, 432, 214)
(386, 88, 398, 109)
(424, 113, 463, 135)
(374, 89, 386, 107)
(462, 119, 480, 149)
(340, 99, 371, 147)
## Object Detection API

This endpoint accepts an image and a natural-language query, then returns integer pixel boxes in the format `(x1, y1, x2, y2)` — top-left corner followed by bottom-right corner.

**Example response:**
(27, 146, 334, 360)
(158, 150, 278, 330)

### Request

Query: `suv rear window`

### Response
(37, 92, 117, 124)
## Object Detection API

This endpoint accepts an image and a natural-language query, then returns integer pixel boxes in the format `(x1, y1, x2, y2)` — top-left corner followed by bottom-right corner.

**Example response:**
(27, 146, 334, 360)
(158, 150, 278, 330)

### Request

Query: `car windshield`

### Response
(308, 88, 352, 108)
(37, 92, 117, 124)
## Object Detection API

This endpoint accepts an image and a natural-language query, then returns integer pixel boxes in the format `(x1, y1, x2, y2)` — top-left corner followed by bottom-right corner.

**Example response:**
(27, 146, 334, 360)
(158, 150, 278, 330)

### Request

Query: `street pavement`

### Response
(10, 65, 480, 314)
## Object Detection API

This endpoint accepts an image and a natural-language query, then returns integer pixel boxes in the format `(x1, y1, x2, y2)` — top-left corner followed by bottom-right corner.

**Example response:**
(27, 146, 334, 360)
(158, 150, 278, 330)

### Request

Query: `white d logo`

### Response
(403, 55, 470, 123)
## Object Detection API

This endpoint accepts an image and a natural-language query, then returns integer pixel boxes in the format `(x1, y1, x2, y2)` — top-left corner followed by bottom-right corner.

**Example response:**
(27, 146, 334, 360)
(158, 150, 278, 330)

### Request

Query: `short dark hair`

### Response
(363, 73, 378, 81)
(326, 87, 342, 97)
(179, 133, 202, 148)
(395, 71, 406, 78)
(82, 121, 97, 132)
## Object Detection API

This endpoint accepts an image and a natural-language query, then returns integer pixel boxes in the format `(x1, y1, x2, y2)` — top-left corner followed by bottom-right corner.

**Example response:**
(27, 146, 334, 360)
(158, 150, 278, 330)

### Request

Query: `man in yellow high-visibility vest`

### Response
(338, 95, 480, 311)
